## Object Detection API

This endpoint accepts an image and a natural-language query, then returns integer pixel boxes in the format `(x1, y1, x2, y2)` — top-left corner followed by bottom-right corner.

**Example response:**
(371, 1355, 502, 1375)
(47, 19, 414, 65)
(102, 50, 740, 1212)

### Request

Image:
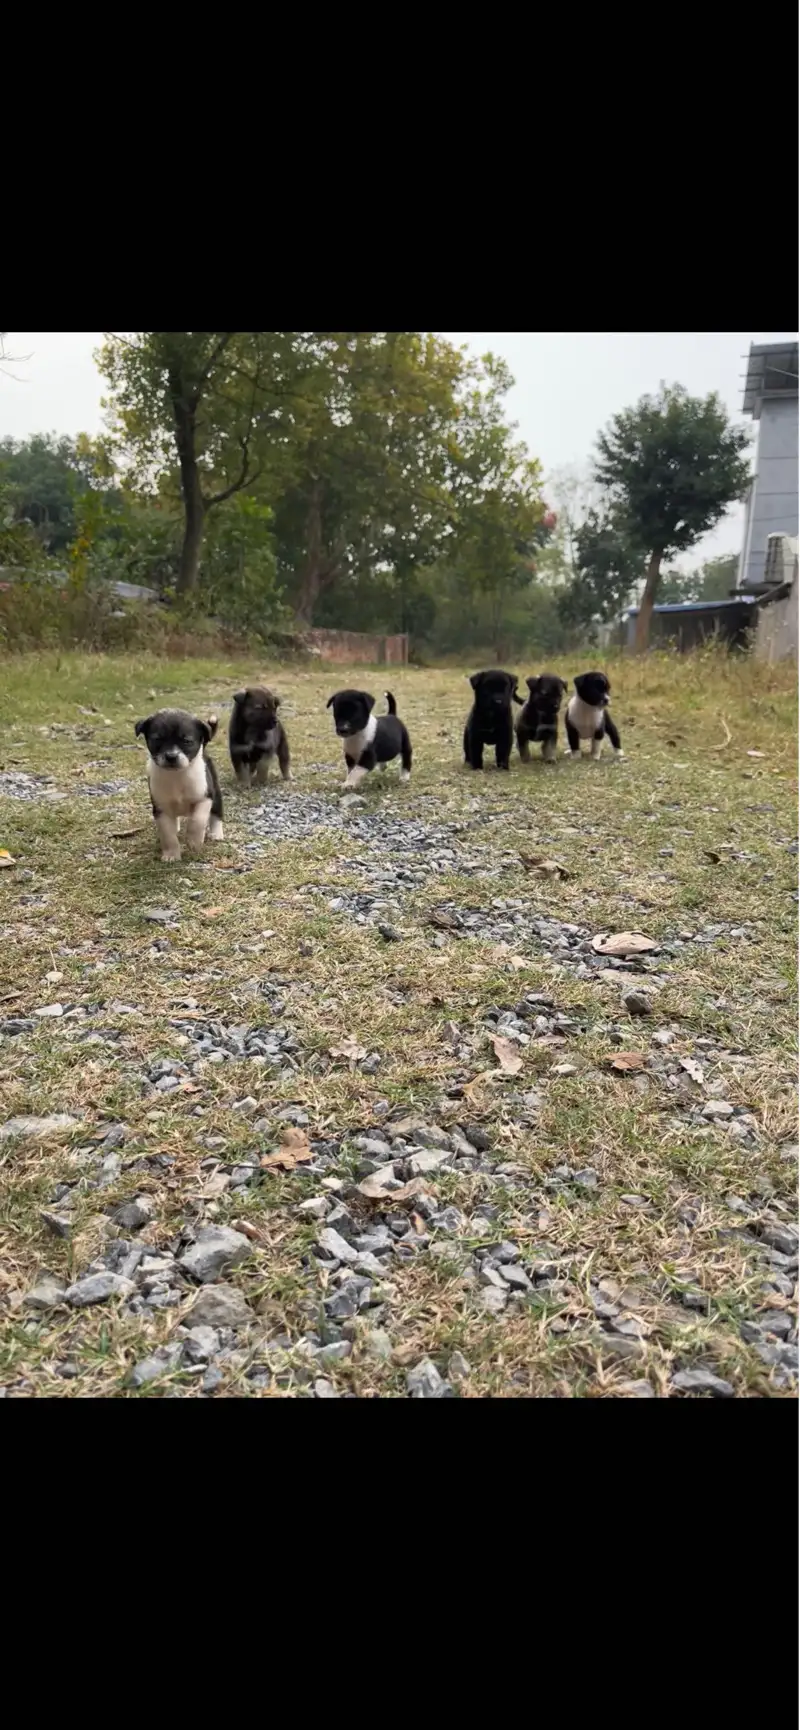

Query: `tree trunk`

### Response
(169, 374, 205, 597)
(634, 549, 662, 652)
(295, 479, 324, 624)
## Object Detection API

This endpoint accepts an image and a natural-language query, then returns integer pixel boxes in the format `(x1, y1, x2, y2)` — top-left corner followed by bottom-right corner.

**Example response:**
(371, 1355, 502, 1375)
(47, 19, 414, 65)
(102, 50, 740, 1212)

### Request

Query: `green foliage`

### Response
(656, 553, 739, 605)
(0, 432, 115, 554)
(557, 510, 644, 635)
(200, 494, 287, 637)
(594, 383, 751, 560)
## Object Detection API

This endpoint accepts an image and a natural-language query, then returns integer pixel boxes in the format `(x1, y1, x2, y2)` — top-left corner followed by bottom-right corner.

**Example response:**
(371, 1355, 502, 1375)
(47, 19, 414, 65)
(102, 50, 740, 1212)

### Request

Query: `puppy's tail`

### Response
(207, 714, 219, 741)
(384, 691, 397, 715)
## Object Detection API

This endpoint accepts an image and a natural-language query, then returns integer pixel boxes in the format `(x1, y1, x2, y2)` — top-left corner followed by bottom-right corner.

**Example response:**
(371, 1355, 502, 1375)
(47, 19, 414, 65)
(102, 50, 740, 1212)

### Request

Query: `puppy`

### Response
(134, 708, 224, 863)
(463, 669, 523, 772)
(516, 674, 568, 763)
(565, 672, 623, 760)
(229, 686, 291, 787)
(327, 689, 412, 789)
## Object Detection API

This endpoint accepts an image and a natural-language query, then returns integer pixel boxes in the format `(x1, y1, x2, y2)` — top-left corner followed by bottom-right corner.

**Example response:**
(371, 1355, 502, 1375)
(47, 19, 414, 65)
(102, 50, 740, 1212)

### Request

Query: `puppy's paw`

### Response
(208, 818, 224, 841)
(161, 849, 181, 864)
(614, 749, 625, 760)
(400, 770, 411, 783)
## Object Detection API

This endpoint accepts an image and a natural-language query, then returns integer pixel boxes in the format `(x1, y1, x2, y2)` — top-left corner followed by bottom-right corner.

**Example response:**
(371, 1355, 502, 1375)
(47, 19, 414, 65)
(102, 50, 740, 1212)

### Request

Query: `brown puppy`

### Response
(229, 686, 291, 787)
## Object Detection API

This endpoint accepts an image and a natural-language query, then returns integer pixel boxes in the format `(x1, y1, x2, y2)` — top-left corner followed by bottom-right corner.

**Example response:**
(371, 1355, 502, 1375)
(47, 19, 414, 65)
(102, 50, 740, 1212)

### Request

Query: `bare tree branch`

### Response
(0, 333, 33, 381)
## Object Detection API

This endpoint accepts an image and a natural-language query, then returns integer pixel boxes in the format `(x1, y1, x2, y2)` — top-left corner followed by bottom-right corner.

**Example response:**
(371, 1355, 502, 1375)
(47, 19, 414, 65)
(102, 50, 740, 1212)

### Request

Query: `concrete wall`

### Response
(754, 570, 799, 662)
(742, 397, 799, 590)
(304, 629, 409, 665)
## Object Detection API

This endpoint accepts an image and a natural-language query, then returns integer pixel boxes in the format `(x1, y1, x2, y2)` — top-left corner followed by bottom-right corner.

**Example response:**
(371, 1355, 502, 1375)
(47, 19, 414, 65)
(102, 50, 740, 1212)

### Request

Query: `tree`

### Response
(97, 333, 301, 596)
(271, 333, 465, 623)
(656, 552, 739, 605)
(593, 383, 751, 651)
(558, 509, 644, 635)
(0, 432, 112, 554)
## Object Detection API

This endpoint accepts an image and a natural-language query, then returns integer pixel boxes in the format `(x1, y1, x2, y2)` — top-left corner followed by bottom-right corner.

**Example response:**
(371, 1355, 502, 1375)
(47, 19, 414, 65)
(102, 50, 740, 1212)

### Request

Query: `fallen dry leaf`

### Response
(0, 990, 22, 1003)
(491, 1035, 524, 1075)
(0, 850, 16, 869)
(679, 1055, 704, 1085)
(520, 854, 570, 880)
(607, 1050, 645, 1072)
(260, 1127, 314, 1171)
(45, 970, 64, 985)
(201, 906, 225, 919)
(230, 1217, 262, 1242)
(110, 828, 144, 840)
(199, 1169, 230, 1199)
(358, 1172, 428, 1204)
(703, 850, 722, 865)
(410, 1211, 427, 1235)
(329, 1038, 368, 1063)
(212, 858, 240, 870)
(509, 955, 529, 972)
(591, 931, 659, 957)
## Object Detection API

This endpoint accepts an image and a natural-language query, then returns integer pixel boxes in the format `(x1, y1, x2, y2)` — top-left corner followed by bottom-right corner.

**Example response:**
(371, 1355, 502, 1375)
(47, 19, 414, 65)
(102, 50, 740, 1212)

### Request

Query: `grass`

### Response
(0, 643, 796, 1398)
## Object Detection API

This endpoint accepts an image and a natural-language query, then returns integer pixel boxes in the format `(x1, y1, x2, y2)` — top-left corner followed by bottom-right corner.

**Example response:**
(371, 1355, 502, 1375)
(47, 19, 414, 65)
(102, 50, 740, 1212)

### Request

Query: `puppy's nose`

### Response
(163, 748, 180, 763)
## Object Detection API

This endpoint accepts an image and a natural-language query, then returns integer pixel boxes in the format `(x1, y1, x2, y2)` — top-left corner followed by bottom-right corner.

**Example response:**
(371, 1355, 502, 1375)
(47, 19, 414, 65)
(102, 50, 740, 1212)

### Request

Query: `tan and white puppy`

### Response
(134, 709, 224, 863)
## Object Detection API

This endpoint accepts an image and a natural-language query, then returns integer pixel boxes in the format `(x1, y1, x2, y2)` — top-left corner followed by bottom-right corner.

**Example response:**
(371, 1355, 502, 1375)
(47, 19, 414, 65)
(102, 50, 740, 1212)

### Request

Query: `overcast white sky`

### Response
(2, 330, 798, 567)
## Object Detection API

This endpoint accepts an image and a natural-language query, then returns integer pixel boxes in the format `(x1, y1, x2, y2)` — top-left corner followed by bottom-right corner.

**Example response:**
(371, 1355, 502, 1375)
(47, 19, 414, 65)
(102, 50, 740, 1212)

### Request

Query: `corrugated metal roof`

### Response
(625, 598, 757, 617)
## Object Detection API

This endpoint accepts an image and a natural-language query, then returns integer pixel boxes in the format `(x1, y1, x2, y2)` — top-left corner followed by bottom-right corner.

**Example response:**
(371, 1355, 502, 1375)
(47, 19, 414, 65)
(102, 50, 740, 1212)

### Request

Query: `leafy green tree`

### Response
(593, 383, 750, 651)
(97, 332, 301, 596)
(0, 432, 113, 554)
(656, 552, 739, 605)
(558, 509, 644, 635)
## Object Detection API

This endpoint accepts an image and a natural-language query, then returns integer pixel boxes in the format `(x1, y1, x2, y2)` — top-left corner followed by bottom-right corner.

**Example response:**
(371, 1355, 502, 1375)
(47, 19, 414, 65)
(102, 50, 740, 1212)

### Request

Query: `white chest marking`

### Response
(148, 753, 207, 815)
(568, 696, 605, 740)
(344, 714, 377, 760)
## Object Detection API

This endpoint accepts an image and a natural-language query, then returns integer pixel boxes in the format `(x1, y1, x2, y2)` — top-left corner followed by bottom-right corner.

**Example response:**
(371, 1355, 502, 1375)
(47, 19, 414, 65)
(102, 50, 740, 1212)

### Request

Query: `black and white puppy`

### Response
(463, 669, 523, 771)
(565, 672, 623, 760)
(516, 674, 568, 763)
(134, 708, 224, 863)
(327, 689, 412, 789)
(229, 686, 291, 787)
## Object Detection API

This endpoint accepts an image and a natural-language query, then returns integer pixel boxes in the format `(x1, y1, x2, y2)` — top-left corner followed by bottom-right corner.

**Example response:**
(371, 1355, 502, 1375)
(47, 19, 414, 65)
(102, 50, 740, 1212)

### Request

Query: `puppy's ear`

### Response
(273, 694, 280, 708)
(326, 695, 336, 709)
(560, 679, 568, 695)
(134, 717, 152, 739)
(362, 692, 376, 712)
(527, 676, 541, 693)
(205, 714, 219, 741)
(469, 672, 483, 691)
(233, 690, 247, 706)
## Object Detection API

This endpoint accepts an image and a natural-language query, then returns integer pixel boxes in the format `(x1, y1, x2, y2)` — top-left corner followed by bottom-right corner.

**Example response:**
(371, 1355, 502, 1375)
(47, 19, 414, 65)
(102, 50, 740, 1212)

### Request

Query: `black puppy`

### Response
(327, 689, 412, 789)
(229, 686, 291, 787)
(565, 671, 624, 760)
(463, 669, 523, 771)
(134, 708, 224, 863)
(516, 674, 568, 763)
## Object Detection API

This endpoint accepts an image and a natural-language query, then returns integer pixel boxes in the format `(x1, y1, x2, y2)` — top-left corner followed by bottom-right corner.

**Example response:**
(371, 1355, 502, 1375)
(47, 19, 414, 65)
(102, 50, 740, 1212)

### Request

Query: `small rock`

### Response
(66, 1271, 135, 1306)
(39, 1210, 72, 1238)
(407, 1358, 452, 1399)
(407, 1147, 453, 1177)
(179, 1226, 251, 1284)
(232, 1096, 258, 1116)
(201, 1366, 224, 1393)
(188, 1284, 254, 1330)
(378, 924, 400, 942)
(364, 1328, 393, 1361)
(552, 1062, 578, 1076)
(701, 1100, 734, 1119)
(141, 907, 177, 924)
(314, 1378, 340, 1398)
(498, 1263, 533, 1292)
(617, 1380, 655, 1398)
(448, 1350, 471, 1382)
(672, 1368, 734, 1398)
(340, 795, 368, 811)
(0, 1113, 81, 1143)
(481, 1286, 508, 1314)
(129, 1343, 184, 1388)
(652, 1030, 674, 1046)
(112, 1195, 155, 1230)
(181, 1325, 220, 1363)
(316, 1228, 358, 1265)
(314, 1340, 352, 1365)
(297, 1195, 330, 1220)
(624, 991, 652, 1017)
(354, 1252, 386, 1279)
(23, 1275, 67, 1309)
(34, 1003, 64, 1018)
(760, 1221, 798, 1256)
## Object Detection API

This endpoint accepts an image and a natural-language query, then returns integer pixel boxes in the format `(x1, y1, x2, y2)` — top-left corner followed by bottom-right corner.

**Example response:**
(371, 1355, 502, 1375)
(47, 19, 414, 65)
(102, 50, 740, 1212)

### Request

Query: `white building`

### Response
(738, 340, 798, 592)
